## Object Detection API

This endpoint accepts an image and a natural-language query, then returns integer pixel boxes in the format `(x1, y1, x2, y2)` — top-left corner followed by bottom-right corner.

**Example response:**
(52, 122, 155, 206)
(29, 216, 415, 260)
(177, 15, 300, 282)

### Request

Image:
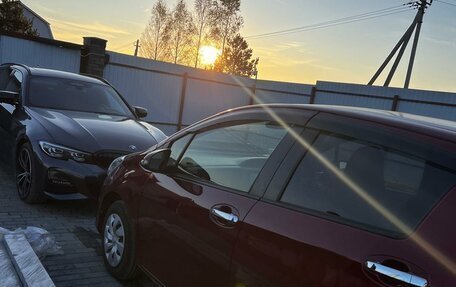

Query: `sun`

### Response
(199, 45, 221, 66)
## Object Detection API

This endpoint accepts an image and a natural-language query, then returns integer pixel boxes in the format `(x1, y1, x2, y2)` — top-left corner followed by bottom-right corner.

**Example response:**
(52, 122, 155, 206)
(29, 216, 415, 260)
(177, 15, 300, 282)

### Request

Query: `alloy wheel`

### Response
(16, 148, 32, 198)
(104, 213, 125, 267)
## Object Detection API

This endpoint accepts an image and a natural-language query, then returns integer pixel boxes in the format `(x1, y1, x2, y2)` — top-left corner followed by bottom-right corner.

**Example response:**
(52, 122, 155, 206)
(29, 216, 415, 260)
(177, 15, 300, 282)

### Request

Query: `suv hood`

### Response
(28, 107, 166, 153)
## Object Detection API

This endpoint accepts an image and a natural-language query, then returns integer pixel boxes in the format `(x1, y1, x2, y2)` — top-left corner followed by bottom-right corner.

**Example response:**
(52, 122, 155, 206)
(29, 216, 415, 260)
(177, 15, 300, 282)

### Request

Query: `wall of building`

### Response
(22, 9, 53, 39)
(0, 35, 80, 72)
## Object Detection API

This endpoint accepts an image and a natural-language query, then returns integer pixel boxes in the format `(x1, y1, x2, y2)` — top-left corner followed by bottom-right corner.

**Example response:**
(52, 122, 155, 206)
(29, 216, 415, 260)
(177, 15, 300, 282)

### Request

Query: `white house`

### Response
(19, 1, 54, 39)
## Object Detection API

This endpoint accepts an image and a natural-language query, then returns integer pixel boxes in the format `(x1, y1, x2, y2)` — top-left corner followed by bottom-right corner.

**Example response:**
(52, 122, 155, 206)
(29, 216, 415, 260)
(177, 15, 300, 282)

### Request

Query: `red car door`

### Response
(136, 112, 310, 286)
(231, 113, 456, 287)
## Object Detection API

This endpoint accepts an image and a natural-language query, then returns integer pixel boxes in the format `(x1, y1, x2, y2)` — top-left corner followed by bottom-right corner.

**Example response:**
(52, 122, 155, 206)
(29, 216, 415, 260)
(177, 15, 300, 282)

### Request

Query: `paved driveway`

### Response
(0, 161, 147, 287)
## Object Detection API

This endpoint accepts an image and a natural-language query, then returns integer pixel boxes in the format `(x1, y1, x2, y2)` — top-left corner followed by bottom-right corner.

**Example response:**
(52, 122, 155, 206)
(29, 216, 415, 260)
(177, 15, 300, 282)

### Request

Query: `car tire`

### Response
(16, 142, 46, 203)
(102, 201, 138, 280)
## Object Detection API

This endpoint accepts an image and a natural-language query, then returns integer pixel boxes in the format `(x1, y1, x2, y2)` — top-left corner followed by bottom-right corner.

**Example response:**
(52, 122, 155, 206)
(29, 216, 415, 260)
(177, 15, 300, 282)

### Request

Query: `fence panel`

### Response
(315, 81, 456, 121)
(395, 89, 456, 121)
(315, 81, 394, 110)
(254, 80, 313, 104)
(397, 102, 456, 121)
(104, 63, 183, 127)
(182, 78, 251, 125)
(314, 91, 393, 110)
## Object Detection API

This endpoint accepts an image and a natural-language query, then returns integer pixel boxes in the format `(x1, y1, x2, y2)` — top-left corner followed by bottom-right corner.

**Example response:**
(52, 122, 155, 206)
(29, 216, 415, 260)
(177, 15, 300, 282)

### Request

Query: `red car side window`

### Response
(280, 131, 456, 236)
(177, 121, 288, 193)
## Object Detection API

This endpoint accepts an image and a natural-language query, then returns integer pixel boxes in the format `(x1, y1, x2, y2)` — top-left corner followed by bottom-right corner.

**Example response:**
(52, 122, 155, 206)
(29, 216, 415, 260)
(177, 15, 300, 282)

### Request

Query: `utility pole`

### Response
(404, 0, 428, 88)
(253, 58, 259, 82)
(368, 0, 432, 88)
(134, 39, 140, 57)
(249, 58, 260, 105)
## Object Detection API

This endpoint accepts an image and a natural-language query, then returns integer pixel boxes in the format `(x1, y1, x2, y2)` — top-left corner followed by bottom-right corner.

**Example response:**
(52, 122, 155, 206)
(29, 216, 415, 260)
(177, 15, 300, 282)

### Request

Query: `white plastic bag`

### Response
(0, 227, 10, 237)
(0, 226, 63, 259)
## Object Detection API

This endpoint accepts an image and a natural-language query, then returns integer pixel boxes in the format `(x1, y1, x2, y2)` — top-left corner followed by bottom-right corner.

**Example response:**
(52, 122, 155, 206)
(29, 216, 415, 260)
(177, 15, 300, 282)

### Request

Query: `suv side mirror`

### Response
(0, 90, 19, 105)
(134, 106, 148, 118)
(140, 148, 171, 172)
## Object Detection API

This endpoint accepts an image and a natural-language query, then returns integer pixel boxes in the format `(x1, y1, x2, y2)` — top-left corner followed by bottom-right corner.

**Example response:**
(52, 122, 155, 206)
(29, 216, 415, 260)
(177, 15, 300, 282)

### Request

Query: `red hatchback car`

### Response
(96, 104, 456, 287)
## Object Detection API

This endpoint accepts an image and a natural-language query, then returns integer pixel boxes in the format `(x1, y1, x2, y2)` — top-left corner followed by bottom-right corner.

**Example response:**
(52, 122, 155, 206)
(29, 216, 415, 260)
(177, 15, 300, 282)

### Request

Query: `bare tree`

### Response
(166, 0, 196, 65)
(193, 0, 216, 68)
(138, 0, 256, 75)
(139, 0, 170, 60)
(211, 0, 243, 57)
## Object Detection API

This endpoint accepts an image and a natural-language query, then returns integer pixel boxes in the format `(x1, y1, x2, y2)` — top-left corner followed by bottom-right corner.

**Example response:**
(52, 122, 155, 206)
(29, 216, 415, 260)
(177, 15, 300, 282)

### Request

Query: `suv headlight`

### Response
(39, 141, 91, 163)
(107, 155, 125, 176)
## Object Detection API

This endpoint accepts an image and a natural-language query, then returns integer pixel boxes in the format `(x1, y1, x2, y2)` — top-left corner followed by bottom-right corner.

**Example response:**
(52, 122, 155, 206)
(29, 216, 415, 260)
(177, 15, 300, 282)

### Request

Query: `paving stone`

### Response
(0, 161, 141, 287)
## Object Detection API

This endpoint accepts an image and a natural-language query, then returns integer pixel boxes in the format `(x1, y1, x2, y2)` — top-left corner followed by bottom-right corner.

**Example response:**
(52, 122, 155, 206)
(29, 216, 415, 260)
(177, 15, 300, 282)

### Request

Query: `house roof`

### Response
(16, 1, 51, 25)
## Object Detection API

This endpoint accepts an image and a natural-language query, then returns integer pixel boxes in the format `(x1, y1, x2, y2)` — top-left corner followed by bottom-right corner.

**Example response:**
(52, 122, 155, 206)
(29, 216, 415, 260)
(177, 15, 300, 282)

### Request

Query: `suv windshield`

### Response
(28, 76, 133, 117)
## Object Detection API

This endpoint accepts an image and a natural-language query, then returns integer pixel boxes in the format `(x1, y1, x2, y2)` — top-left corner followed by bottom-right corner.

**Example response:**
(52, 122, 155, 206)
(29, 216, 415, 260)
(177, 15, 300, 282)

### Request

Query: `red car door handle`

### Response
(211, 208, 239, 223)
(366, 261, 428, 287)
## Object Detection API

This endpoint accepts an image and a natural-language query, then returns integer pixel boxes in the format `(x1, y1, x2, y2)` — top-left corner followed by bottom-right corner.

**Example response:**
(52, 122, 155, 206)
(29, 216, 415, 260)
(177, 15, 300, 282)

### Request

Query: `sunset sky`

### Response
(22, 0, 456, 92)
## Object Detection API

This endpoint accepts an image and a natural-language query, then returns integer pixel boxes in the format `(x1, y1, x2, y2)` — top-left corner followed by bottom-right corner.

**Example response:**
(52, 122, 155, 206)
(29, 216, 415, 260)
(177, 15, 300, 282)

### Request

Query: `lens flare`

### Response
(229, 74, 456, 276)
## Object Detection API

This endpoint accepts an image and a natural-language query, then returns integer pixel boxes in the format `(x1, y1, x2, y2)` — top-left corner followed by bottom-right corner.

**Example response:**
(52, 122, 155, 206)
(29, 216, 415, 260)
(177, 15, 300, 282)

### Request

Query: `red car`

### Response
(96, 104, 456, 287)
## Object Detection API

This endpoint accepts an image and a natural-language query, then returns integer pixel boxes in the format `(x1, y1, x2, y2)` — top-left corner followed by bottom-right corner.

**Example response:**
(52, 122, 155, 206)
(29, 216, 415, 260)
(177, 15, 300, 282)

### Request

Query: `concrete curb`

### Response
(3, 233, 55, 287)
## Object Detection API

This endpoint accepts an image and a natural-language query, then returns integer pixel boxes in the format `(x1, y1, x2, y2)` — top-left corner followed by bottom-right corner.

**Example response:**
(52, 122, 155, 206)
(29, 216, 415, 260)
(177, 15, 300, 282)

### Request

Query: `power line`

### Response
(246, 7, 415, 40)
(246, 4, 406, 39)
(369, 0, 432, 88)
(245, 6, 414, 40)
(435, 0, 456, 7)
(110, 41, 135, 51)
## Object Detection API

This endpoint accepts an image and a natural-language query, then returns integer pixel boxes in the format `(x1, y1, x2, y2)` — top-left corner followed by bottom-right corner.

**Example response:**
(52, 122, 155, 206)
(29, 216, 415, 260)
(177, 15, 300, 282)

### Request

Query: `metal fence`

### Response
(313, 81, 456, 121)
(104, 52, 318, 134)
(1, 34, 455, 135)
(105, 51, 456, 134)
(104, 51, 318, 134)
